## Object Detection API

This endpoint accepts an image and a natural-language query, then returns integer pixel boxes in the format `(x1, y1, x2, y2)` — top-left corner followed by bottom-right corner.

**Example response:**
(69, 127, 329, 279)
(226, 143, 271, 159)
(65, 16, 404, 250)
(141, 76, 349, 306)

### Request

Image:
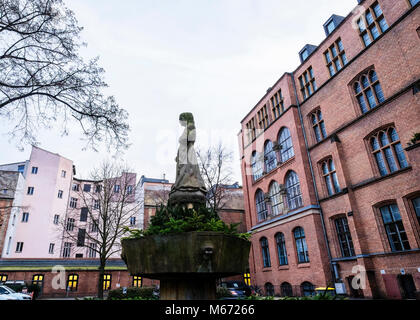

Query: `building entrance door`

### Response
(398, 274, 416, 299)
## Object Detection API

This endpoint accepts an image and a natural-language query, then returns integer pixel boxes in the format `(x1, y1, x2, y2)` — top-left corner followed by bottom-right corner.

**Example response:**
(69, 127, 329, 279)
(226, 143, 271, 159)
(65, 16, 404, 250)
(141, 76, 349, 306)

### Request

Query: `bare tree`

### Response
(196, 142, 234, 213)
(59, 161, 140, 299)
(0, 0, 129, 151)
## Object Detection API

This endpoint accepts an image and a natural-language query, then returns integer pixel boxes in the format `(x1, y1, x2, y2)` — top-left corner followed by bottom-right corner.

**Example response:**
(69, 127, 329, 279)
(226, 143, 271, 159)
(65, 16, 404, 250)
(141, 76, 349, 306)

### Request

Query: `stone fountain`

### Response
(121, 113, 251, 300)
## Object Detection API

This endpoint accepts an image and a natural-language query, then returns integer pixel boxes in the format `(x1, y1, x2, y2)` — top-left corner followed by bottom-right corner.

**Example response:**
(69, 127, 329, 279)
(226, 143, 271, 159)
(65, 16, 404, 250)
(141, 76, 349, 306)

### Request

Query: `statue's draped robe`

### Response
(172, 122, 207, 194)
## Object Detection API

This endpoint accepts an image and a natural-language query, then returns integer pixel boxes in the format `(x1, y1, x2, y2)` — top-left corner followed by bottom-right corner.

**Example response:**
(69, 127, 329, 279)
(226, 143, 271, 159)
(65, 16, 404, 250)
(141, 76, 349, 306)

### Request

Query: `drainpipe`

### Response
(290, 73, 337, 284)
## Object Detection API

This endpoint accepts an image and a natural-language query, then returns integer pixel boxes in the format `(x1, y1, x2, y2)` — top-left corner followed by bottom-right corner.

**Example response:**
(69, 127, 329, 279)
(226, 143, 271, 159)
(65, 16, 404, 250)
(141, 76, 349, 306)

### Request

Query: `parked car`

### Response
(0, 285, 32, 300)
(220, 281, 252, 299)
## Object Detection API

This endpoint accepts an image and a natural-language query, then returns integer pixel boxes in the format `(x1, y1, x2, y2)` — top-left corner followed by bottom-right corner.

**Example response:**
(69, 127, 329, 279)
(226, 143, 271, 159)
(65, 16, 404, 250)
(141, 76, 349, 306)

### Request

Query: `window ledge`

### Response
(405, 142, 420, 151)
(278, 265, 289, 270)
(297, 263, 311, 268)
(252, 157, 296, 185)
(350, 166, 412, 191)
(262, 268, 272, 272)
(319, 188, 349, 203)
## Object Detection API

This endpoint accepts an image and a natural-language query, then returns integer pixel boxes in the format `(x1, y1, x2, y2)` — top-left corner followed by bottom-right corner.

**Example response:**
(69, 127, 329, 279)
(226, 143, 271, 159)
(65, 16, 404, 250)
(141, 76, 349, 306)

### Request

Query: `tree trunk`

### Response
(97, 261, 106, 299)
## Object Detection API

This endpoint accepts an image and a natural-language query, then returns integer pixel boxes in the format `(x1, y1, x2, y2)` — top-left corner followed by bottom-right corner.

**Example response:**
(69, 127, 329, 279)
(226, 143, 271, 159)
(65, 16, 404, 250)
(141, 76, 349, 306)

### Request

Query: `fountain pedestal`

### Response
(121, 232, 251, 300)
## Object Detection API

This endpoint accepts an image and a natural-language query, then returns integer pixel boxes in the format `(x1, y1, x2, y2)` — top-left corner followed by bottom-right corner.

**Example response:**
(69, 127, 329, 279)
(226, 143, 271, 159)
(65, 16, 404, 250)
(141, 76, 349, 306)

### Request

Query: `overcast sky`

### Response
(0, 0, 357, 184)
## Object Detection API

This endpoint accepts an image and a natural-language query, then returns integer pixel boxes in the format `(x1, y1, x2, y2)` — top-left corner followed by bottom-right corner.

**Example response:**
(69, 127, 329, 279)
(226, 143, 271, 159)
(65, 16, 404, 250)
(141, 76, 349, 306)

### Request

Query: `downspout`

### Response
(290, 73, 338, 284)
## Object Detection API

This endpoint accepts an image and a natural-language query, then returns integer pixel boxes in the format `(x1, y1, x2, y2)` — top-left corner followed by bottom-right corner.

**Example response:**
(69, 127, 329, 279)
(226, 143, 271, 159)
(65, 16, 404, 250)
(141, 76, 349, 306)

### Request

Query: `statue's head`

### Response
(179, 112, 195, 127)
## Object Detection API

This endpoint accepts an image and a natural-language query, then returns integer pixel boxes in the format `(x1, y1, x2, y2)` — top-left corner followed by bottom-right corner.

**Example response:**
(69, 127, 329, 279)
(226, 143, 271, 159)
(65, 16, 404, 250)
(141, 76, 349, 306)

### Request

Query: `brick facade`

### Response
(239, 0, 420, 298)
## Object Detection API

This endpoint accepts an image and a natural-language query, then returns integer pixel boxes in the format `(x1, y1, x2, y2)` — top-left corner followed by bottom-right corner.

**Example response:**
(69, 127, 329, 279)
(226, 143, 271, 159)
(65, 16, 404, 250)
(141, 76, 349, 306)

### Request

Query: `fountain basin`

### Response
(121, 232, 251, 300)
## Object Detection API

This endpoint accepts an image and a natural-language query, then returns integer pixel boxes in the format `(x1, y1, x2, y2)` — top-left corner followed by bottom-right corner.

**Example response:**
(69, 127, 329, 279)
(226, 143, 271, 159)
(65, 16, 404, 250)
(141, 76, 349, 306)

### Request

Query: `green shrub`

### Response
(107, 287, 157, 300)
(124, 205, 251, 241)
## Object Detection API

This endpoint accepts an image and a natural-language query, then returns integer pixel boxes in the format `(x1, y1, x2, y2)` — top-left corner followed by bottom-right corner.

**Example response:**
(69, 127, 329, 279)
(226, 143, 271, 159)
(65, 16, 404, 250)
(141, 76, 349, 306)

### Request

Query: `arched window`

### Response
(281, 282, 293, 297)
(264, 140, 277, 173)
(269, 181, 284, 216)
(285, 171, 303, 210)
(264, 282, 275, 296)
(301, 281, 315, 297)
(275, 232, 288, 266)
(321, 159, 340, 196)
(353, 69, 385, 114)
(255, 189, 268, 222)
(311, 110, 327, 142)
(294, 227, 309, 263)
(370, 127, 408, 176)
(251, 151, 263, 181)
(278, 128, 294, 163)
(260, 237, 271, 268)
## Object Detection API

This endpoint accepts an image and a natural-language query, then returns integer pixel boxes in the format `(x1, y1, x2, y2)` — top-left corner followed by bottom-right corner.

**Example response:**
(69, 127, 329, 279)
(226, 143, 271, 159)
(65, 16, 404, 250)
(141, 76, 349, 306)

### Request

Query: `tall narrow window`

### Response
(67, 274, 79, 291)
(260, 237, 271, 268)
(321, 159, 340, 196)
(278, 128, 294, 163)
(0, 275, 8, 283)
(324, 38, 348, 77)
(412, 197, 420, 225)
(88, 243, 97, 258)
(103, 274, 112, 291)
(244, 273, 251, 286)
(335, 217, 355, 257)
(31, 167, 38, 174)
(294, 227, 309, 263)
(271, 89, 284, 119)
(63, 242, 72, 257)
(48, 243, 55, 254)
(77, 229, 86, 247)
(256, 189, 268, 222)
(357, 1, 388, 47)
(299, 66, 317, 99)
(380, 204, 410, 252)
(53, 215, 60, 225)
(311, 110, 327, 142)
(22, 212, 29, 223)
(66, 218, 75, 231)
(16, 242, 24, 253)
(80, 207, 88, 222)
(353, 70, 384, 114)
(264, 141, 277, 173)
(132, 276, 142, 287)
(130, 216, 137, 226)
(251, 151, 263, 181)
(269, 181, 284, 216)
(69, 197, 78, 209)
(285, 171, 303, 210)
(370, 127, 408, 176)
(27, 187, 34, 195)
(275, 233, 288, 266)
(246, 118, 256, 143)
(257, 105, 270, 129)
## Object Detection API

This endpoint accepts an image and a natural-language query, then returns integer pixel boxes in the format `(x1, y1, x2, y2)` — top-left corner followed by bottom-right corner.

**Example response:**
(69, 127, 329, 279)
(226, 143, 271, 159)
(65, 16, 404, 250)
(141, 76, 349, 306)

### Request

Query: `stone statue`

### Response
(168, 112, 207, 207)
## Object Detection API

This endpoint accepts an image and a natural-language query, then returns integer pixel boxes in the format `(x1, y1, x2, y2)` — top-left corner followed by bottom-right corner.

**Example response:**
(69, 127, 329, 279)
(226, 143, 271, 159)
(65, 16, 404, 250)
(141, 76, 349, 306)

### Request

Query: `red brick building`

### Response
(238, 0, 420, 298)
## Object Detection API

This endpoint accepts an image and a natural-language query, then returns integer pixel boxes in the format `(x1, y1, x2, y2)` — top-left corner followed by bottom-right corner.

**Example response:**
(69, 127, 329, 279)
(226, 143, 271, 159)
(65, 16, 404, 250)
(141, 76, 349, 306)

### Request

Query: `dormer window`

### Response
(298, 44, 317, 63)
(323, 15, 344, 37)
(301, 49, 309, 61)
(326, 20, 335, 35)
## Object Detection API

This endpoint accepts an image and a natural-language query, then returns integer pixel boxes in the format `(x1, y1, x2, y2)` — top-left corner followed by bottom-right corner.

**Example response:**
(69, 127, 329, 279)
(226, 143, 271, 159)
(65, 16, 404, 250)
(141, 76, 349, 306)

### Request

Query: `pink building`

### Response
(0, 146, 74, 258)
